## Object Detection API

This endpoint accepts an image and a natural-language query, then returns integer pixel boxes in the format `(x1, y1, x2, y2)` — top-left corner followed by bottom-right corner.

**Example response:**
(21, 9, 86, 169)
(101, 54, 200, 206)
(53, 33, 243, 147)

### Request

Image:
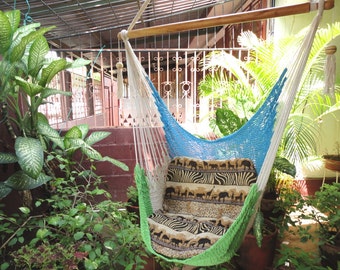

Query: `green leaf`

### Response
(19, 207, 30, 215)
(253, 211, 264, 248)
(64, 127, 83, 151)
(86, 233, 93, 241)
(37, 119, 64, 149)
(0, 11, 13, 54)
(93, 223, 103, 233)
(65, 126, 82, 139)
(48, 216, 60, 226)
(0, 182, 12, 199)
(81, 145, 102, 160)
(15, 76, 44, 97)
(5, 9, 20, 33)
(1, 262, 10, 270)
(8, 237, 17, 246)
(41, 88, 72, 99)
(15, 137, 44, 178)
(36, 228, 50, 239)
(5, 171, 52, 190)
(84, 259, 98, 270)
(85, 131, 110, 146)
(0, 152, 18, 164)
(28, 35, 49, 77)
(101, 156, 129, 171)
(216, 107, 246, 136)
(10, 26, 55, 63)
(39, 58, 67, 87)
(74, 231, 85, 241)
(273, 156, 296, 177)
(76, 124, 89, 139)
(66, 58, 91, 69)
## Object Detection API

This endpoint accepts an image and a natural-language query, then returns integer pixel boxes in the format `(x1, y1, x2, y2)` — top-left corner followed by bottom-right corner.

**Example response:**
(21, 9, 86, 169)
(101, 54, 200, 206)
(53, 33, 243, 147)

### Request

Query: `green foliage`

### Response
(297, 182, 340, 245)
(253, 211, 264, 248)
(0, 162, 145, 269)
(215, 107, 247, 136)
(270, 188, 305, 237)
(0, 11, 137, 269)
(274, 183, 340, 247)
(199, 23, 340, 166)
(0, 9, 129, 198)
(127, 185, 139, 205)
(274, 245, 325, 270)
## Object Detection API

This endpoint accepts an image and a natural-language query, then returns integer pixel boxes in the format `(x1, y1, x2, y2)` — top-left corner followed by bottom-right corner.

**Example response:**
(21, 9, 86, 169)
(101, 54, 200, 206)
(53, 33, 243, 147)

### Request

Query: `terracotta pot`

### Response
(323, 156, 340, 172)
(237, 220, 278, 270)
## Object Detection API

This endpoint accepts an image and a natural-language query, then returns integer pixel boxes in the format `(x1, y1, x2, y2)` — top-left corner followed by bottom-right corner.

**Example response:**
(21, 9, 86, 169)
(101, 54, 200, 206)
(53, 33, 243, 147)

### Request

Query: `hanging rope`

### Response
(128, 0, 153, 31)
(24, 0, 33, 25)
(86, 45, 105, 79)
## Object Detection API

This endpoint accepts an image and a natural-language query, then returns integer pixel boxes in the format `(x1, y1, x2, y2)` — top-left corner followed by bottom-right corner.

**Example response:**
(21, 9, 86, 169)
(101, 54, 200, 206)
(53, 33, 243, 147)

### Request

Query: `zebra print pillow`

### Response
(163, 156, 257, 219)
(148, 156, 257, 258)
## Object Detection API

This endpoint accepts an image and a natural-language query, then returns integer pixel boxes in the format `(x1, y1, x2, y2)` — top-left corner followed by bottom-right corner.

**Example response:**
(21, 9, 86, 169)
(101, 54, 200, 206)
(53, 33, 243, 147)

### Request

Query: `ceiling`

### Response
(0, 1, 240, 49)
(0, 0, 259, 71)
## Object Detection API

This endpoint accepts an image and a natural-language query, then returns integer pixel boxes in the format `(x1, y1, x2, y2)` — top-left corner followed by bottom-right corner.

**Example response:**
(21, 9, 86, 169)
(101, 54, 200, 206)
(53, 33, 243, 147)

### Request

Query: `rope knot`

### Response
(119, 30, 129, 41)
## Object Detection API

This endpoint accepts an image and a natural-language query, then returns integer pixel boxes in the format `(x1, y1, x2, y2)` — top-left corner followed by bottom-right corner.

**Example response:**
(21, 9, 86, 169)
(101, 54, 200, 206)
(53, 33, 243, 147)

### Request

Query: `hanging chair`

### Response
(120, 0, 326, 266)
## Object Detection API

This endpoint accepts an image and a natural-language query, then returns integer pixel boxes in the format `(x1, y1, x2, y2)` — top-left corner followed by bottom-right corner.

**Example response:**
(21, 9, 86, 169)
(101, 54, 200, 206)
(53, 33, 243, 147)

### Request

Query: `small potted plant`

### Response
(261, 156, 296, 219)
(295, 182, 340, 269)
(236, 211, 279, 270)
(126, 185, 140, 222)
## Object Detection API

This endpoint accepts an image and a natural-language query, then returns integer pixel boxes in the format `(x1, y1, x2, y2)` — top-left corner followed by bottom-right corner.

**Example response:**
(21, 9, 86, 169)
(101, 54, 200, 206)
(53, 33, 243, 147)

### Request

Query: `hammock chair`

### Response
(120, 0, 328, 266)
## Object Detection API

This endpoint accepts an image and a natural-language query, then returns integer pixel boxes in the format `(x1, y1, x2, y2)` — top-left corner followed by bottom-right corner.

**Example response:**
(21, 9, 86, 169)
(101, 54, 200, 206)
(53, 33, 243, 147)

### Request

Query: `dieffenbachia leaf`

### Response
(0, 152, 18, 164)
(5, 171, 52, 190)
(15, 137, 44, 179)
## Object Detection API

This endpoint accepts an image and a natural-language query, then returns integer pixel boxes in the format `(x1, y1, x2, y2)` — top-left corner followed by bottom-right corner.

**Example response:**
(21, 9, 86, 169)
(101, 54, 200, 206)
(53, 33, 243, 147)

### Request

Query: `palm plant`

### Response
(199, 22, 340, 168)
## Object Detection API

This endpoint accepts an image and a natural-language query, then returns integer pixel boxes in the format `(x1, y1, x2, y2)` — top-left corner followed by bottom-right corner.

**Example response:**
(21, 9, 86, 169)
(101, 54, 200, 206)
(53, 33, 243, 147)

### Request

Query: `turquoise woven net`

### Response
(151, 69, 287, 172)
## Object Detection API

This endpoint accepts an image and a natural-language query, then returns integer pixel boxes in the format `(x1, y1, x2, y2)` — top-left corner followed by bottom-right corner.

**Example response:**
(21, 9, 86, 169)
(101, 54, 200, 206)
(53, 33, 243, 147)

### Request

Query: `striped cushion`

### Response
(148, 157, 257, 258)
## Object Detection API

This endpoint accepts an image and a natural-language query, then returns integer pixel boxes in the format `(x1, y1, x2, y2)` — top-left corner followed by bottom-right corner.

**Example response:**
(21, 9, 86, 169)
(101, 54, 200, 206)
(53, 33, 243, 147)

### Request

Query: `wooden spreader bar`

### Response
(118, 0, 334, 40)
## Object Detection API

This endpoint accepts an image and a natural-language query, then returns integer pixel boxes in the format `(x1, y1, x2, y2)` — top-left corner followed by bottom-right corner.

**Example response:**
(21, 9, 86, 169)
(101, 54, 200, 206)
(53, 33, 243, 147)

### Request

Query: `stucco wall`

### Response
(274, 0, 340, 178)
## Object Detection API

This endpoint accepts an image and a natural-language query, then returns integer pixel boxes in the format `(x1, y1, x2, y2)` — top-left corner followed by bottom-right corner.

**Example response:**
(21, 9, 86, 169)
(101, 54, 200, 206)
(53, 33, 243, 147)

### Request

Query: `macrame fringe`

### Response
(116, 62, 124, 98)
(323, 45, 337, 96)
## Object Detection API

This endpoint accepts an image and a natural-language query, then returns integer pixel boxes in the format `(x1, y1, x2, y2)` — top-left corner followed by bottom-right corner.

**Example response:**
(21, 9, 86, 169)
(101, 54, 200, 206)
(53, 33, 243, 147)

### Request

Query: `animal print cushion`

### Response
(148, 156, 257, 258)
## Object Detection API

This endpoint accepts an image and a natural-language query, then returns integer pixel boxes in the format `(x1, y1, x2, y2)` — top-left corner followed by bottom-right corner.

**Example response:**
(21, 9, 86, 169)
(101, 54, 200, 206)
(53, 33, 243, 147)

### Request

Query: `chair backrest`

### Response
(163, 156, 257, 220)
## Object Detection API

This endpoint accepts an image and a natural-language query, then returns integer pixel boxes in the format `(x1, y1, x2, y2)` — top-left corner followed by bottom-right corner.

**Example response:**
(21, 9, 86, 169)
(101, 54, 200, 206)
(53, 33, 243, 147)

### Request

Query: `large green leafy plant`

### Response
(0, 9, 148, 270)
(0, 9, 127, 199)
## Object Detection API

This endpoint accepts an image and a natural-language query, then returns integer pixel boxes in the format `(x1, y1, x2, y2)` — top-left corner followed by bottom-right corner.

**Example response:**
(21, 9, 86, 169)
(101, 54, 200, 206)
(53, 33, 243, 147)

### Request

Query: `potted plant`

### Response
(261, 156, 296, 219)
(0, 9, 91, 202)
(236, 211, 279, 270)
(280, 182, 340, 270)
(300, 183, 340, 269)
(126, 185, 140, 222)
(322, 142, 340, 172)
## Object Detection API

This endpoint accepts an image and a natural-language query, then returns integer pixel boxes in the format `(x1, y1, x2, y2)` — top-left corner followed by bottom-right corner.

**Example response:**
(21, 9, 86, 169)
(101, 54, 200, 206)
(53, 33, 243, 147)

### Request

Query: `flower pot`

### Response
(236, 220, 278, 270)
(323, 155, 340, 172)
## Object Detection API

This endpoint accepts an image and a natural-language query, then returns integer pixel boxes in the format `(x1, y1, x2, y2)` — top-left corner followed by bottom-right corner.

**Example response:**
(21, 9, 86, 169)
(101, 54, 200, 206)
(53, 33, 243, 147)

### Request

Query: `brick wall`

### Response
(91, 127, 136, 202)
